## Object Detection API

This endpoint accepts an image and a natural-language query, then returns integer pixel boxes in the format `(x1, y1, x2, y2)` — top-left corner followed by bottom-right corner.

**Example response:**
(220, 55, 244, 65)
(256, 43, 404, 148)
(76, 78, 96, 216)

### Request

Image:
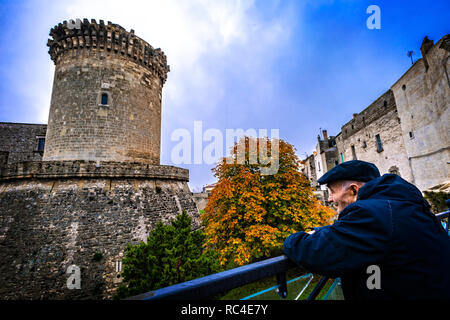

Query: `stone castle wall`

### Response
(0, 161, 200, 299)
(0, 123, 47, 166)
(44, 20, 169, 164)
(0, 19, 199, 300)
(192, 192, 209, 211)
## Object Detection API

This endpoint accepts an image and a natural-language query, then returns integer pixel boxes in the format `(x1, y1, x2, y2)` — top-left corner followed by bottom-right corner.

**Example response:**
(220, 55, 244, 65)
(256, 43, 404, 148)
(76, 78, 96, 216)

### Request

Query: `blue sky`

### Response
(0, 0, 449, 191)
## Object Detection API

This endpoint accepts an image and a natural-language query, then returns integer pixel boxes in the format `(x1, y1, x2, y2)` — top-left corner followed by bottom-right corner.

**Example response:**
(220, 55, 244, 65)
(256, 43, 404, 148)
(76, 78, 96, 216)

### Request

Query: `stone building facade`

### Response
(0, 123, 47, 169)
(300, 130, 338, 191)
(0, 19, 199, 300)
(191, 192, 209, 211)
(299, 130, 338, 207)
(300, 154, 317, 188)
(390, 35, 450, 191)
(314, 130, 339, 190)
(191, 183, 217, 211)
(335, 89, 414, 184)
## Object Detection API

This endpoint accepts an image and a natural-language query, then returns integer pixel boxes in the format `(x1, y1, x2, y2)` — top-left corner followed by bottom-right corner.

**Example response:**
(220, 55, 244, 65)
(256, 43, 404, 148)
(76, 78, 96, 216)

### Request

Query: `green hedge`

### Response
(423, 191, 449, 214)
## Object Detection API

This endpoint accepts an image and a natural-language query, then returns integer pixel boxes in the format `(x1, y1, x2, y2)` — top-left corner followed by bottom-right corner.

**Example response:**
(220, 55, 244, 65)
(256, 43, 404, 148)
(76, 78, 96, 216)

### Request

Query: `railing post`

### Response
(306, 276, 329, 300)
(276, 272, 288, 298)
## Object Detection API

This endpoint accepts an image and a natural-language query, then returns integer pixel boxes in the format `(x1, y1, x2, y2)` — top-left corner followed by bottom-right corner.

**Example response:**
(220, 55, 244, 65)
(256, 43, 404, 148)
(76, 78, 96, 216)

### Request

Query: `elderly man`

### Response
(283, 160, 450, 300)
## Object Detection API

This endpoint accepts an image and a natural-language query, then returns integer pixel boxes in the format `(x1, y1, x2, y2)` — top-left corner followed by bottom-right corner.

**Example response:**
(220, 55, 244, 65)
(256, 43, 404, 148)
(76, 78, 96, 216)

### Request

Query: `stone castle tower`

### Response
(0, 19, 199, 299)
(44, 19, 169, 164)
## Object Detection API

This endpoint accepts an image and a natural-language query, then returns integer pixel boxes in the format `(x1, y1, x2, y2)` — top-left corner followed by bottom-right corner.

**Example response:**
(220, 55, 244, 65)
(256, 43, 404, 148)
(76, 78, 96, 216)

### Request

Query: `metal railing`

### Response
(127, 207, 450, 300)
(436, 209, 450, 233)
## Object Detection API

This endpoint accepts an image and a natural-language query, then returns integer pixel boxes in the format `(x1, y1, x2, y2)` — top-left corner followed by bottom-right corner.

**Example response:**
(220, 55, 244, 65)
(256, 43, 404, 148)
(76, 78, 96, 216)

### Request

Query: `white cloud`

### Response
(20, 0, 296, 123)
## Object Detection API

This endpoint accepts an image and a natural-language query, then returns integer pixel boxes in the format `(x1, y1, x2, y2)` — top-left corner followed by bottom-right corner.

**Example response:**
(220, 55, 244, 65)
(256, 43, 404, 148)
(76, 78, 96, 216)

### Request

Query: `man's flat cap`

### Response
(317, 160, 380, 185)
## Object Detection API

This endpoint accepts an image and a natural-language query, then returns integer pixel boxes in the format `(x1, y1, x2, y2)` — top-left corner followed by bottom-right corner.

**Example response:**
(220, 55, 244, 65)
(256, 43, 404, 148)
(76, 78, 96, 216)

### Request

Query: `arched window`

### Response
(351, 145, 357, 160)
(101, 93, 108, 105)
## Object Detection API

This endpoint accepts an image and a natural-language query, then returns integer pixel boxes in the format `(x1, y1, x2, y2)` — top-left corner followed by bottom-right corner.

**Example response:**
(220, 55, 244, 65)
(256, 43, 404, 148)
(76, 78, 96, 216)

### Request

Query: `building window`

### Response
(37, 137, 45, 152)
(351, 145, 357, 160)
(101, 93, 109, 105)
(0, 151, 9, 169)
(409, 131, 414, 139)
(375, 134, 383, 152)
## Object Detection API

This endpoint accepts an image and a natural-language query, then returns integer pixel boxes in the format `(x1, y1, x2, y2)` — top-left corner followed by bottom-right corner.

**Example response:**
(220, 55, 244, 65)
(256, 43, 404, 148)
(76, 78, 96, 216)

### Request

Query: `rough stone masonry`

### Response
(0, 19, 200, 299)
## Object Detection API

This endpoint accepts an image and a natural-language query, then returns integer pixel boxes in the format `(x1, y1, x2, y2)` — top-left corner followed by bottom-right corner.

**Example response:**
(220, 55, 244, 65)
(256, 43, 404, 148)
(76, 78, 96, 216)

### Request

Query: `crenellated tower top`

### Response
(47, 18, 170, 84)
(43, 19, 169, 164)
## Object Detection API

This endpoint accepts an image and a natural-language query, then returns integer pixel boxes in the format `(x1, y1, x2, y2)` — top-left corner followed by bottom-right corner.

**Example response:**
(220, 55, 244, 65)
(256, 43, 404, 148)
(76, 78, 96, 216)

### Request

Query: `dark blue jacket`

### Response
(283, 174, 450, 300)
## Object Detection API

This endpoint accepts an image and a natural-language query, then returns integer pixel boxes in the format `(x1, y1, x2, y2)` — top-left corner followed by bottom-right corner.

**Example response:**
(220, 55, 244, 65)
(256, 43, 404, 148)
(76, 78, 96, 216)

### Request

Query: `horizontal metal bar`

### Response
(437, 210, 450, 233)
(436, 210, 450, 220)
(126, 255, 297, 300)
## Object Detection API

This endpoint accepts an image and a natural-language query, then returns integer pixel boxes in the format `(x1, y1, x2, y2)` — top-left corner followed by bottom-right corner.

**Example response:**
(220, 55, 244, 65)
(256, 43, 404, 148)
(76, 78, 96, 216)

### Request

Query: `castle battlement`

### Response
(0, 160, 189, 181)
(47, 19, 169, 84)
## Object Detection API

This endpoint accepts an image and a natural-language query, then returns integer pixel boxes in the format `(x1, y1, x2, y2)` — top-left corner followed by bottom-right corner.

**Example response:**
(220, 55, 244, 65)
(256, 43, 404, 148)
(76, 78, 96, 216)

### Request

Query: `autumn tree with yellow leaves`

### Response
(201, 137, 335, 267)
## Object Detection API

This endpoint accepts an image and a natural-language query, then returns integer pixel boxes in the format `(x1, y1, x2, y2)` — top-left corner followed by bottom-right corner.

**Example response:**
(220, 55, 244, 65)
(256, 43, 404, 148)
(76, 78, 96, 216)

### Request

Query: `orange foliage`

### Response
(201, 137, 336, 267)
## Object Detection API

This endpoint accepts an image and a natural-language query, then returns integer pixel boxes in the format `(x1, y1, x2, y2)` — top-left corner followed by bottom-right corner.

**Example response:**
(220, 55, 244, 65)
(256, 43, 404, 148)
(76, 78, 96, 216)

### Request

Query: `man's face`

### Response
(327, 180, 363, 213)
